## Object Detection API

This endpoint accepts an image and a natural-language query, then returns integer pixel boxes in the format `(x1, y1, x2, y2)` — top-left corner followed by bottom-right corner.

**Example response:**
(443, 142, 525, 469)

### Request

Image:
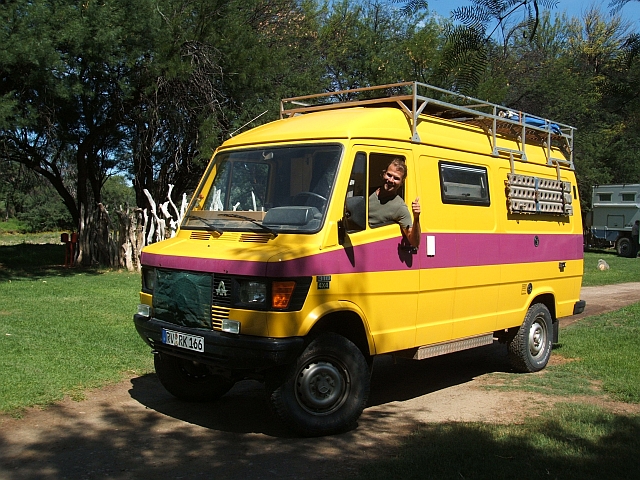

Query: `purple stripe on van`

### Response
(141, 252, 268, 276)
(142, 233, 583, 277)
(266, 233, 583, 276)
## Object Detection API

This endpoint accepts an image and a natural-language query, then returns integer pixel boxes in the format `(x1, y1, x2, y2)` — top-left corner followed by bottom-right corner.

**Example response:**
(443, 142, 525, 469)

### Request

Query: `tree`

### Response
(0, 0, 162, 264)
(483, 7, 640, 206)
(437, 0, 559, 92)
(130, 0, 325, 207)
(318, 0, 438, 91)
(0, 0, 325, 266)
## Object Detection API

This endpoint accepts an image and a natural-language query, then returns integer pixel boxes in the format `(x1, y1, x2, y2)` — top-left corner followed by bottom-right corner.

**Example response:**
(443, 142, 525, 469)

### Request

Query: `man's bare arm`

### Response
(404, 197, 421, 248)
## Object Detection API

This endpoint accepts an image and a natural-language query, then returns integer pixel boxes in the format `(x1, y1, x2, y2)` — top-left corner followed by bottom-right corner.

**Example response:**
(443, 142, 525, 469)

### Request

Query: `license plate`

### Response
(161, 329, 204, 352)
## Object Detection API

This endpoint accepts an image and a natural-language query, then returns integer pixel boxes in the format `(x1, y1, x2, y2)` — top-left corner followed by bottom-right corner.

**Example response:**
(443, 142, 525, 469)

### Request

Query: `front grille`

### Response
(212, 274, 233, 308)
(211, 305, 230, 330)
(150, 269, 310, 330)
(211, 274, 233, 331)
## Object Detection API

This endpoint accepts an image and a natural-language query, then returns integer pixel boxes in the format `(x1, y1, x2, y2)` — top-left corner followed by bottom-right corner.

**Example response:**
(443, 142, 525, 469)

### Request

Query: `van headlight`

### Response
(142, 267, 156, 293)
(237, 280, 267, 307)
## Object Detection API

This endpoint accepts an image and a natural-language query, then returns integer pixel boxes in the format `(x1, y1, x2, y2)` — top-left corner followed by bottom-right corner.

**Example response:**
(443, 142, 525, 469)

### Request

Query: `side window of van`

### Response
(344, 152, 408, 232)
(439, 161, 490, 206)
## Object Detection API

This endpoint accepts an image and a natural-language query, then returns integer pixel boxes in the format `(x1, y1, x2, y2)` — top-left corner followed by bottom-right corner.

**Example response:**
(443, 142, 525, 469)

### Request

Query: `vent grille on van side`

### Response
(239, 233, 272, 243)
(190, 231, 213, 241)
(189, 231, 271, 243)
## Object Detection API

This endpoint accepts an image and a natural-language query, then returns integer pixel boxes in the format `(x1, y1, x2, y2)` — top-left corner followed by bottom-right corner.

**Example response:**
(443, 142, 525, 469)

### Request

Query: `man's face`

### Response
(380, 164, 404, 196)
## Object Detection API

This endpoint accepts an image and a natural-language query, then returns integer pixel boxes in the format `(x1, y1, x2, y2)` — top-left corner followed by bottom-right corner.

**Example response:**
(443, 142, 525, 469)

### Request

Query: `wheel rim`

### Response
(296, 360, 349, 415)
(528, 317, 548, 359)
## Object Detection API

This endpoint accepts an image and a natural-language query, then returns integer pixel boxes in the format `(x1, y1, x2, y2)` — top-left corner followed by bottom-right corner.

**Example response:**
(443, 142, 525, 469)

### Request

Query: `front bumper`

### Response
(133, 314, 304, 371)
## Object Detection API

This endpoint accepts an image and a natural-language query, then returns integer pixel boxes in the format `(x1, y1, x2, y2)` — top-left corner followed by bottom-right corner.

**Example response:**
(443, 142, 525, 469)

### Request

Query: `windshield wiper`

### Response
(219, 213, 278, 238)
(184, 215, 224, 235)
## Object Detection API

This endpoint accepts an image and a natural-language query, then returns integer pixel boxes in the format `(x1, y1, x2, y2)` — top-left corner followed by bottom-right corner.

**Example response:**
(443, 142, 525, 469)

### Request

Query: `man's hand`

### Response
(412, 197, 421, 217)
(405, 197, 421, 249)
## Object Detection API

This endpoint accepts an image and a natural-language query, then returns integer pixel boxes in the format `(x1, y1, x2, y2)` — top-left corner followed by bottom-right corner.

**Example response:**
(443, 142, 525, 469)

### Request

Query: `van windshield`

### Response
(183, 144, 343, 234)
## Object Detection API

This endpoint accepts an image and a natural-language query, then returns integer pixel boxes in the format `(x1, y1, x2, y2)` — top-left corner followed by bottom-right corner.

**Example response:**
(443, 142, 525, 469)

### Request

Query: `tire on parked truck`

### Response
(616, 236, 634, 258)
(507, 303, 553, 373)
(267, 332, 370, 437)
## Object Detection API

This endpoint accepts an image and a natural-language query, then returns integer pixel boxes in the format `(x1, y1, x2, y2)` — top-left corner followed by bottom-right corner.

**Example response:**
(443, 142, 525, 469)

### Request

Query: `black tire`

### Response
(154, 353, 234, 402)
(616, 237, 634, 258)
(508, 303, 553, 373)
(267, 333, 370, 437)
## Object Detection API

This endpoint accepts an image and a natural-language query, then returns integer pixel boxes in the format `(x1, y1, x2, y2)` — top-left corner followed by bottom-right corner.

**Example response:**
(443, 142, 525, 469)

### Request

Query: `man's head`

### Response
(379, 158, 407, 197)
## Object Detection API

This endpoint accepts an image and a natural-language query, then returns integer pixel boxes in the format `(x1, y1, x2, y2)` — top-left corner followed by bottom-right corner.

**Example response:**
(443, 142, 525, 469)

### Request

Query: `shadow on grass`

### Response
(353, 409, 640, 480)
(0, 244, 105, 281)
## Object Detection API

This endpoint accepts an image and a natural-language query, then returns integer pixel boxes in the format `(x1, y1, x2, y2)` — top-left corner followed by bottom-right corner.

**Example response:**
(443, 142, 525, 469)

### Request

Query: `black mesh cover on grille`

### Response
(153, 270, 213, 328)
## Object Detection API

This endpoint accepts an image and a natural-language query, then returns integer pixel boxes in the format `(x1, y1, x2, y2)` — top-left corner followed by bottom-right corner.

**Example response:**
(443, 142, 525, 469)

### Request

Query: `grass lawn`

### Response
(0, 239, 153, 415)
(350, 291, 640, 480)
(583, 249, 640, 286)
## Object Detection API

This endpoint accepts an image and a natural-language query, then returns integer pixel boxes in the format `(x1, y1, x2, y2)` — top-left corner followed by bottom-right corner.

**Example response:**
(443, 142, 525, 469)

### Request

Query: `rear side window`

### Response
(598, 193, 612, 202)
(439, 161, 490, 206)
(621, 193, 635, 202)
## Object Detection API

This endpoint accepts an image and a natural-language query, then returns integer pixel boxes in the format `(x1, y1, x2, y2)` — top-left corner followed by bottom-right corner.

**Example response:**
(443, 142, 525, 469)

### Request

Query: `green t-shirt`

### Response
(368, 191, 412, 229)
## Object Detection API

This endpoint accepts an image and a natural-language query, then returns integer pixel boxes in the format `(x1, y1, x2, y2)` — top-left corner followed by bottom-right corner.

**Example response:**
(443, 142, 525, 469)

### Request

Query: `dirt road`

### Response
(2, 283, 640, 480)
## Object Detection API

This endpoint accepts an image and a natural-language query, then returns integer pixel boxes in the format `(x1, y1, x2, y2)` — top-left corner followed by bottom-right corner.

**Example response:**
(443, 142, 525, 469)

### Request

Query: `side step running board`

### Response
(395, 333, 495, 361)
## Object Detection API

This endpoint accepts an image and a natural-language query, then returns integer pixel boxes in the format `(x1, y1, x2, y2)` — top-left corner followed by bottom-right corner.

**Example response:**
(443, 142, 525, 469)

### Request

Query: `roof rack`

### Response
(280, 81, 575, 171)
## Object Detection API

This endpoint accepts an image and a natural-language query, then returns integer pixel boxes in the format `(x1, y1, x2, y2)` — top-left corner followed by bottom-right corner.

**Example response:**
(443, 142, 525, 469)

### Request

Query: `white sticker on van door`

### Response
(427, 235, 436, 257)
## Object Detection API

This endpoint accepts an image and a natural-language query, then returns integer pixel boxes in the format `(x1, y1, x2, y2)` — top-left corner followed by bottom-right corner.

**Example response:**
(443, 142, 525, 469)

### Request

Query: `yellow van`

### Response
(134, 82, 585, 436)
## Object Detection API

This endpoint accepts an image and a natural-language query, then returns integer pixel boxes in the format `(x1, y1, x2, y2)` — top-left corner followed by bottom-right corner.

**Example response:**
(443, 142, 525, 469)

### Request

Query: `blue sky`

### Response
(427, 1, 640, 28)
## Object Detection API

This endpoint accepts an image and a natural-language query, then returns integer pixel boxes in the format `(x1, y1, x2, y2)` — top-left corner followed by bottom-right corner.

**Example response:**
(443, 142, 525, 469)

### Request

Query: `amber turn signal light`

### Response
(272, 281, 296, 309)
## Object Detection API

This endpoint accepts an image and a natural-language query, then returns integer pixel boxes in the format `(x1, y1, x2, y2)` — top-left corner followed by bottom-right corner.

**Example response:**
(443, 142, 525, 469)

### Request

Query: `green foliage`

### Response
(318, 0, 436, 90)
(16, 197, 73, 233)
(102, 175, 135, 210)
(2, 0, 640, 238)
(0, 218, 27, 235)
(0, 163, 73, 232)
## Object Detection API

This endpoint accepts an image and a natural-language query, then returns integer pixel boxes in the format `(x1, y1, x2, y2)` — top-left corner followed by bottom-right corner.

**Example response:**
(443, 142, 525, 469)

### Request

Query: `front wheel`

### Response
(267, 333, 370, 436)
(154, 353, 235, 402)
(508, 303, 553, 373)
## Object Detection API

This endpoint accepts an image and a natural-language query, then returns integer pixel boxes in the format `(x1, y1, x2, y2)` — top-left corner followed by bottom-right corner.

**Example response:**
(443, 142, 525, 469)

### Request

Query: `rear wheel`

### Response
(508, 303, 553, 373)
(154, 353, 234, 402)
(268, 333, 370, 436)
(616, 237, 634, 257)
